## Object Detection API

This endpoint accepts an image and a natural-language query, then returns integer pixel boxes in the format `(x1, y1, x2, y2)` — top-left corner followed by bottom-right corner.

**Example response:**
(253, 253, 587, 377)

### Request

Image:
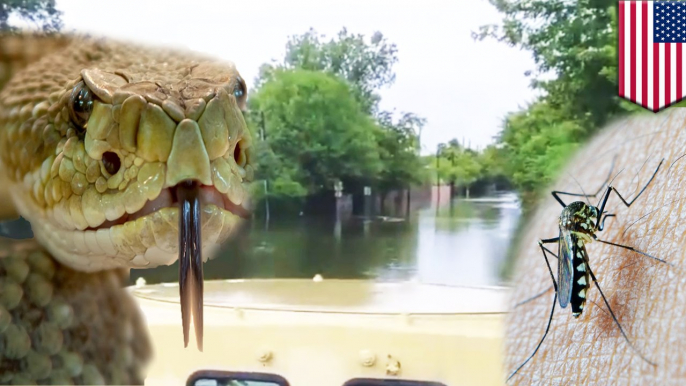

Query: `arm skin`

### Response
(505, 108, 686, 385)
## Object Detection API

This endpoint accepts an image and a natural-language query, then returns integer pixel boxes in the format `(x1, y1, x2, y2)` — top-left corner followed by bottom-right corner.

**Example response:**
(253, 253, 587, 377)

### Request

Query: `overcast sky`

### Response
(56, 0, 538, 154)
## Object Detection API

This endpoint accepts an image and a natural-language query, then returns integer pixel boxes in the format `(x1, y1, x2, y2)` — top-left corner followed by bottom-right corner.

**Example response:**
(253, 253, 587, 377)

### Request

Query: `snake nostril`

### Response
(102, 151, 121, 175)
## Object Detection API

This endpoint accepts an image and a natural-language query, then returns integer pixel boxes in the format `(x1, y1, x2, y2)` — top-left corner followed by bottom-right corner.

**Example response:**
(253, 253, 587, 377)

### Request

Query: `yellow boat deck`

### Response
(131, 279, 509, 386)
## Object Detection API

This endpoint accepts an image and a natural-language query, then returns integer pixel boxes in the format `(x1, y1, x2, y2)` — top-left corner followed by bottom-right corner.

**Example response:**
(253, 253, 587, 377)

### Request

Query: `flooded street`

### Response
(129, 192, 521, 287)
(415, 192, 521, 287)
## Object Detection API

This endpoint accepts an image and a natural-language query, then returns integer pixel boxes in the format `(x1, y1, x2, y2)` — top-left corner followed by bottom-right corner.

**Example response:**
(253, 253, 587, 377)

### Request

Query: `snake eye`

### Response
(68, 81, 94, 132)
(233, 76, 247, 112)
(102, 151, 121, 175)
(233, 76, 246, 99)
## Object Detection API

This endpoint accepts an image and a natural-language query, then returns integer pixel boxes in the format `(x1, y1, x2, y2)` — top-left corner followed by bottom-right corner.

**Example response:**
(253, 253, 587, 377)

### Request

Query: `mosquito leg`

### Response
(585, 261, 657, 367)
(514, 285, 554, 308)
(541, 245, 558, 259)
(595, 238, 673, 267)
(514, 242, 558, 309)
(540, 237, 560, 246)
(587, 298, 611, 319)
(598, 213, 615, 231)
(507, 238, 560, 381)
(595, 159, 664, 229)
(539, 237, 560, 288)
(507, 292, 558, 382)
(550, 156, 618, 208)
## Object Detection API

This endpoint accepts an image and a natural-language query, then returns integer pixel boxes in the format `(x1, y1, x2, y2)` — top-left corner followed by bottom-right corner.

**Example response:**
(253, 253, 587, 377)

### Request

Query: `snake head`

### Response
(0, 37, 255, 350)
(17, 61, 253, 269)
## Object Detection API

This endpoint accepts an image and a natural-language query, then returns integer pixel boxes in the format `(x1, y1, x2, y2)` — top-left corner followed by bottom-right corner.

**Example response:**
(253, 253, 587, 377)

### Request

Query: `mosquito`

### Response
(508, 157, 672, 381)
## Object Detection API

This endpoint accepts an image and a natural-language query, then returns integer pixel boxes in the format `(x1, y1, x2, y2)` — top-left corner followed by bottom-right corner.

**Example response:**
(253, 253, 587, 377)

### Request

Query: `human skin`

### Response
(504, 108, 686, 385)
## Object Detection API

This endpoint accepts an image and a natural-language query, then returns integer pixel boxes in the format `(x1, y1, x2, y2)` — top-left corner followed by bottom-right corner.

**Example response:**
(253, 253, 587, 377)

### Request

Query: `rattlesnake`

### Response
(0, 33, 253, 384)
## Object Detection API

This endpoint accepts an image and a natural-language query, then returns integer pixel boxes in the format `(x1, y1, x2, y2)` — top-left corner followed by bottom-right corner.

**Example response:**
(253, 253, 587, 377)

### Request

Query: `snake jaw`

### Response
(91, 184, 250, 229)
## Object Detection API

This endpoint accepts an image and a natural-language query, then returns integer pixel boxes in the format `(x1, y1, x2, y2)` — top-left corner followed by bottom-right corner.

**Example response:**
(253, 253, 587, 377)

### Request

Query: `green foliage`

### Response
(435, 140, 480, 186)
(374, 111, 429, 192)
(475, 0, 646, 209)
(474, 0, 672, 276)
(251, 28, 428, 203)
(475, 0, 621, 128)
(479, 144, 508, 179)
(258, 27, 398, 114)
(1, 0, 62, 32)
(498, 101, 582, 193)
(428, 140, 508, 190)
(249, 69, 383, 197)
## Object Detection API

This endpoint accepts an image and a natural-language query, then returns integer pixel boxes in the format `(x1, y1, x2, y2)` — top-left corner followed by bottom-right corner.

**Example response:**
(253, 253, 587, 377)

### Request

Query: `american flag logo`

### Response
(619, 1, 686, 111)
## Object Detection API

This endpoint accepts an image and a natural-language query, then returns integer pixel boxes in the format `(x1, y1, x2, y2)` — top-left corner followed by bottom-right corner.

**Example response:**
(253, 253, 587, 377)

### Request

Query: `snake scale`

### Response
(0, 33, 254, 384)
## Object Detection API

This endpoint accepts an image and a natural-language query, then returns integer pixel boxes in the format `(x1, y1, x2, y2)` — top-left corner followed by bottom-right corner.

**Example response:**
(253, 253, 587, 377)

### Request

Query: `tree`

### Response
(249, 69, 383, 197)
(1, 0, 62, 32)
(497, 101, 582, 206)
(474, 0, 640, 208)
(374, 111, 428, 194)
(478, 144, 507, 180)
(252, 28, 428, 205)
(475, 0, 621, 129)
(258, 28, 398, 115)
(435, 140, 483, 191)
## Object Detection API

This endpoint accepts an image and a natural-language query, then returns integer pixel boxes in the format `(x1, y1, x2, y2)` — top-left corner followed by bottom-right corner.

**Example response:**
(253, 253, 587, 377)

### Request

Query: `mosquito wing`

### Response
(557, 228, 574, 308)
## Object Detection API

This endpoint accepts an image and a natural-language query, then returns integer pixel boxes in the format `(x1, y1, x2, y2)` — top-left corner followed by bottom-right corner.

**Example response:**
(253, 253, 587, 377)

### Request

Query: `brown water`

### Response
(129, 192, 521, 287)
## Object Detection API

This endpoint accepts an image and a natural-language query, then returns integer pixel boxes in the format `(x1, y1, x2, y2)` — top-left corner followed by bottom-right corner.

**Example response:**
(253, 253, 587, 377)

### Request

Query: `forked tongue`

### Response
(176, 180, 204, 351)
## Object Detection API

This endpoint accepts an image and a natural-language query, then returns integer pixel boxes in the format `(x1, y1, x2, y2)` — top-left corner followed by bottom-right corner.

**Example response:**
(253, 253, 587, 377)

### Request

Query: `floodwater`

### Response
(129, 192, 522, 288)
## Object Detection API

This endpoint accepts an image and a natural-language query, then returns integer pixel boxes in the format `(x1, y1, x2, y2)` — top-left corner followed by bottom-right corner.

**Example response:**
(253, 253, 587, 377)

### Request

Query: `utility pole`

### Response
(407, 125, 422, 218)
(436, 146, 441, 207)
(259, 111, 270, 226)
(417, 126, 423, 154)
(450, 151, 456, 209)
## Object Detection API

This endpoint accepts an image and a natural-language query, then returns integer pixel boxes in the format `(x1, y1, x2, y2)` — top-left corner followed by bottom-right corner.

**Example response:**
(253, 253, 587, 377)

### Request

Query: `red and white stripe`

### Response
(619, 1, 685, 111)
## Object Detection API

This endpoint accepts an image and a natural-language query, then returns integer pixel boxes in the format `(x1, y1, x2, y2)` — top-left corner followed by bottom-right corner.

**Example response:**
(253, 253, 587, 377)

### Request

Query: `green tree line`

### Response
(248, 28, 432, 210)
(476, 0, 655, 210)
(251, 0, 648, 214)
(475, 0, 678, 277)
(9, 1, 643, 216)
(428, 140, 507, 191)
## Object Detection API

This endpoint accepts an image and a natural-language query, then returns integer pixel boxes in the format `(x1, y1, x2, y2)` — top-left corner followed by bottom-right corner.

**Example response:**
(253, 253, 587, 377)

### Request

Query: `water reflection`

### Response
(416, 192, 521, 287)
(129, 192, 521, 287)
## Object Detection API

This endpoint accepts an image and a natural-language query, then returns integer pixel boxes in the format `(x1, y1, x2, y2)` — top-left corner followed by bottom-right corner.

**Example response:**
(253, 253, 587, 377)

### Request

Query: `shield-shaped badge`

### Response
(619, 1, 686, 111)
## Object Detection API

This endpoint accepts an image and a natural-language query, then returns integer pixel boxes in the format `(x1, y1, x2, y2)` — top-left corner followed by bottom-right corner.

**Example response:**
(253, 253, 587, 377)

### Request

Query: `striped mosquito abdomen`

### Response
(569, 236, 591, 317)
